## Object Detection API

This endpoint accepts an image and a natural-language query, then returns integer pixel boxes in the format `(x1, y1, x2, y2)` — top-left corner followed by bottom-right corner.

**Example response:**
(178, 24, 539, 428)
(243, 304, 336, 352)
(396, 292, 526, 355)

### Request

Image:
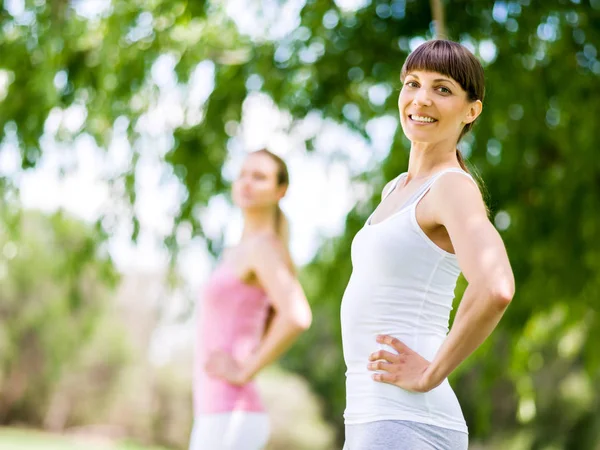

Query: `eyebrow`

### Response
(405, 74, 457, 87)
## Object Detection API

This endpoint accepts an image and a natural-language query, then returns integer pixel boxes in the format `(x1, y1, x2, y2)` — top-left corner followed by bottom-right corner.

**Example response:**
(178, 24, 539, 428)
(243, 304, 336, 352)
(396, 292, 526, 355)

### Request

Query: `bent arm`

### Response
(423, 175, 515, 388)
(239, 239, 312, 383)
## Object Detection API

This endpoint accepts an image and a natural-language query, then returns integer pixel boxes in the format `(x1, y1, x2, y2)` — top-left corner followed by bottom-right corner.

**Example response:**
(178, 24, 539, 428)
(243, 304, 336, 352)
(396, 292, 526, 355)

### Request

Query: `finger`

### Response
(369, 350, 400, 363)
(372, 372, 398, 384)
(367, 361, 394, 372)
(377, 335, 409, 353)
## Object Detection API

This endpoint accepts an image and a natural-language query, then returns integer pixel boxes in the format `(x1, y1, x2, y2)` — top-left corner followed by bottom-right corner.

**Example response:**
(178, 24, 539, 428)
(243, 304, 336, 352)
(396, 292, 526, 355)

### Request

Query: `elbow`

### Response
(488, 279, 514, 309)
(293, 309, 312, 332)
(285, 308, 312, 333)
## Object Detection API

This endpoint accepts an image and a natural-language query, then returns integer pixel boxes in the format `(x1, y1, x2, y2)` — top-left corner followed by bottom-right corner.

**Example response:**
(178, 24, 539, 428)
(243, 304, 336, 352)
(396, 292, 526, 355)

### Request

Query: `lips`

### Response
(408, 114, 437, 123)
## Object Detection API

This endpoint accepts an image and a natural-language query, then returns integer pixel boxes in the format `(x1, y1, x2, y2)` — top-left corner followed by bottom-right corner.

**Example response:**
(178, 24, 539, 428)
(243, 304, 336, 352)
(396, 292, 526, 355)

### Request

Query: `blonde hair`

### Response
(251, 149, 291, 250)
(250, 149, 294, 334)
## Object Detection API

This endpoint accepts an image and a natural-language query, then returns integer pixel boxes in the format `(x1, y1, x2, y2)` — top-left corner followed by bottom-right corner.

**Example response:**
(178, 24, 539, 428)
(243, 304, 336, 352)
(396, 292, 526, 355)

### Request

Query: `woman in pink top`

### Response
(190, 149, 312, 450)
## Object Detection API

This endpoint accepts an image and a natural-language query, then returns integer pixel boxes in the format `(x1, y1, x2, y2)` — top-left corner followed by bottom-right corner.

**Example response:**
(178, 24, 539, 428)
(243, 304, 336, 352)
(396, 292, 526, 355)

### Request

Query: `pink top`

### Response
(194, 262, 270, 414)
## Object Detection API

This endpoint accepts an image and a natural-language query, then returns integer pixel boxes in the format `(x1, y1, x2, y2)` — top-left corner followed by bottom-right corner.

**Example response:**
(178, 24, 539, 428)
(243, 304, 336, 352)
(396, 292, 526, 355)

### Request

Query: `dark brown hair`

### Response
(400, 39, 485, 172)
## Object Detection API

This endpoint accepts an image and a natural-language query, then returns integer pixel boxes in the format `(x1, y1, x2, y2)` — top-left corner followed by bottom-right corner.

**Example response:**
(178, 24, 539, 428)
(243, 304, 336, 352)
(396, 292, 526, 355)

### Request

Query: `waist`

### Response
(340, 285, 453, 338)
(342, 329, 445, 367)
(344, 373, 466, 432)
(199, 330, 263, 361)
(194, 375, 265, 414)
(201, 317, 266, 342)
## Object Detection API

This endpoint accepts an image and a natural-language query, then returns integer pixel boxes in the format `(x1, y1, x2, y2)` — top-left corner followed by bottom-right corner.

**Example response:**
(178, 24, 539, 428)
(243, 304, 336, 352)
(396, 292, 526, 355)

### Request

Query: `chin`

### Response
(403, 132, 436, 144)
(238, 202, 257, 211)
(232, 198, 251, 209)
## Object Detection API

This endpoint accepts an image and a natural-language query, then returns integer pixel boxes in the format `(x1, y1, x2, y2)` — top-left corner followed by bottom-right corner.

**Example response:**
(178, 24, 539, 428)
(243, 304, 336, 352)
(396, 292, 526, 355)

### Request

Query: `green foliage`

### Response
(2, 0, 600, 448)
(0, 206, 120, 424)
(271, 1, 600, 447)
(0, 0, 248, 243)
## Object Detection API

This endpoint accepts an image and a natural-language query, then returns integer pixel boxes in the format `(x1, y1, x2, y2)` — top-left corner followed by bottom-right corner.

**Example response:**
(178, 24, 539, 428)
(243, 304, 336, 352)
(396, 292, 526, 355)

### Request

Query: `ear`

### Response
(276, 184, 288, 201)
(464, 100, 483, 125)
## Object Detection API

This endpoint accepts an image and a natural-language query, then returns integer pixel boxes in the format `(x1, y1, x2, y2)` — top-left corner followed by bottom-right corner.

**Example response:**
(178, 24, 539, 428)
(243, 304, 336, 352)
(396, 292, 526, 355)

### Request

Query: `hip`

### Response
(344, 419, 468, 450)
(189, 411, 270, 450)
(194, 377, 264, 414)
(344, 375, 466, 433)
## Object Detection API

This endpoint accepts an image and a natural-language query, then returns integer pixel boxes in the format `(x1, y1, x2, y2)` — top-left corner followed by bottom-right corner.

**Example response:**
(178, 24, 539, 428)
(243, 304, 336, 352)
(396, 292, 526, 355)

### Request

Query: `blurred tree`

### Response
(0, 0, 248, 245)
(1, 0, 600, 448)
(0, 204, 121, 425)
(277, 1, 600, 448)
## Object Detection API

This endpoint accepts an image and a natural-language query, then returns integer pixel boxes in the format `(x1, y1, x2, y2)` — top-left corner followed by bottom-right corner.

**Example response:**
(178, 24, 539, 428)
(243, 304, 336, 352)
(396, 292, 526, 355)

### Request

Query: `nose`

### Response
(413, 87, 432, 107)
(234, 176, 250, 192)
(240, 179, 252, 191)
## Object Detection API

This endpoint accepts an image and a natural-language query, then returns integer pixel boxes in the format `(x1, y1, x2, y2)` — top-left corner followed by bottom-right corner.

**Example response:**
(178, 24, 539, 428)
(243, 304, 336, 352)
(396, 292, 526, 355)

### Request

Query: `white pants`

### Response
(189, 411, 270, 450)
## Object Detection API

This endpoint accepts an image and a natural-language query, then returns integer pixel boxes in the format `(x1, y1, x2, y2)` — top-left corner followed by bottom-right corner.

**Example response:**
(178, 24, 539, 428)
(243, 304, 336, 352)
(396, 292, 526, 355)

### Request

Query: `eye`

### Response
(437, 86, 452, 94)
(404, 80, 419, 88)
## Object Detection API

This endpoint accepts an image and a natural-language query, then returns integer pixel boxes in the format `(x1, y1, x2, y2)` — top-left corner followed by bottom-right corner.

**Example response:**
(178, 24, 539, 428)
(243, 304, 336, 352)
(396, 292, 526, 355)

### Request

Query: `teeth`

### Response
(411, 115, 436, 123)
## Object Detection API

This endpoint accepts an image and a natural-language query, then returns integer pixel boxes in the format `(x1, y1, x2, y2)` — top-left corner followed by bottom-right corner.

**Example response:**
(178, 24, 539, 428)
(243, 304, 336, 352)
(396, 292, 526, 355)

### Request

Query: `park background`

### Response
(1, 0, 599, 449)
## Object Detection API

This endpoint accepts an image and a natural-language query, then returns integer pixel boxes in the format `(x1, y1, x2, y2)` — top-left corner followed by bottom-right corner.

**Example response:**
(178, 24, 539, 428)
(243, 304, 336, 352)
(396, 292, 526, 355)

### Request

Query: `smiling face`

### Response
(232, 151, 287, 212)
(398, 40, 486, 146)
(398, 70, 482, 145)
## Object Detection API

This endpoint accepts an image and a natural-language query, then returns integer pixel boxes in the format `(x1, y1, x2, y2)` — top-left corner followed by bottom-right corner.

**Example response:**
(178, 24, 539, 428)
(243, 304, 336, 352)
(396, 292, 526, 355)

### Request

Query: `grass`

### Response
(0, 427, 172, 450)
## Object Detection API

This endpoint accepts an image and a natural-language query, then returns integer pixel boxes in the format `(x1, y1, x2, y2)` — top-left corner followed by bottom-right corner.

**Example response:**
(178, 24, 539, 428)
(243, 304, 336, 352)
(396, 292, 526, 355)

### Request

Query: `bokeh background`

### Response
(1, 0, 600, 449)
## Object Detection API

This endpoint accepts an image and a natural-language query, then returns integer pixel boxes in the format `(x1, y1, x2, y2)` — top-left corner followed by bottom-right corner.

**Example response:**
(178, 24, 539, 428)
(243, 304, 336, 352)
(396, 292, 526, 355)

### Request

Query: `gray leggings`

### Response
(344, 420, 468, 450)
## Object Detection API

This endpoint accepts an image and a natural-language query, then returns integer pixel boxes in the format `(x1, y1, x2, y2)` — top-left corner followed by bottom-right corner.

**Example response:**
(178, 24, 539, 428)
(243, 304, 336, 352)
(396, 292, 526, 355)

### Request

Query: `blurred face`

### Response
(398, 70, 482, 145)
(232, 153, 286, 211)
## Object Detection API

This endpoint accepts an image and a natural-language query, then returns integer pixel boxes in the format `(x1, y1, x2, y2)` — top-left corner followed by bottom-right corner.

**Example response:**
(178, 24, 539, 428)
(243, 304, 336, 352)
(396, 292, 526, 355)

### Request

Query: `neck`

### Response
(241, 208, 277, 241)
(406, 140, 460, 181)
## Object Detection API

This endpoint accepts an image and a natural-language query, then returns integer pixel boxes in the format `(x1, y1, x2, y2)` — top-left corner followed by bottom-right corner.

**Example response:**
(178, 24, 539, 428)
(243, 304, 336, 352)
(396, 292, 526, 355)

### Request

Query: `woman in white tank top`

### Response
(340, 40, 515, 449)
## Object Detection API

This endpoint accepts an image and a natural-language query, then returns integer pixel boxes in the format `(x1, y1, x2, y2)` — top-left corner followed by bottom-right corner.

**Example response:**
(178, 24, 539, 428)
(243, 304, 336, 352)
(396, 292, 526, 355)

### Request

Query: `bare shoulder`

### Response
(428, 172, 487, 221)
(246, 234, 289, 267)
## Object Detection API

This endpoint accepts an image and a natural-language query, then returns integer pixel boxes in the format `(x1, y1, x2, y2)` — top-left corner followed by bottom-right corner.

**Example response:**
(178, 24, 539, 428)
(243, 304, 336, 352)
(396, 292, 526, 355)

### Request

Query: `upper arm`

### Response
(249, 237, 311, 324)
(429, 174, 514, 299)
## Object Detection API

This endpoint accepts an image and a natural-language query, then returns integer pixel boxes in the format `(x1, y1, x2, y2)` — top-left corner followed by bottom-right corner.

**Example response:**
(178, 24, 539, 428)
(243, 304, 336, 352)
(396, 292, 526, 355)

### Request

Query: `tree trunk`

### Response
(429, 0, 447, 39)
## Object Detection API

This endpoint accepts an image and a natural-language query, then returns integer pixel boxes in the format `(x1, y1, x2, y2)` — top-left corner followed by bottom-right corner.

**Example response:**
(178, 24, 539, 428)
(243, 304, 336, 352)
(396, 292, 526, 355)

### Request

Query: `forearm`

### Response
(424, 283, 511, 388)
(240, 313, 307, 382)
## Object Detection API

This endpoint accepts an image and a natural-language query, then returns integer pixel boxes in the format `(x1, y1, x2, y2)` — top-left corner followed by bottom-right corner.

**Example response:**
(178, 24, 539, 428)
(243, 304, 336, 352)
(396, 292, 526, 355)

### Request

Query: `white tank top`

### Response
(340, 168, 475, 433)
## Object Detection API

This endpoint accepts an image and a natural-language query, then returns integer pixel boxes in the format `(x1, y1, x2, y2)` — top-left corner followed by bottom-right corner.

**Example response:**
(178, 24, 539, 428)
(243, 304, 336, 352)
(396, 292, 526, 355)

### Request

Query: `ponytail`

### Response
(456, 149, 469, 173)
(274, 204, 294, 272)
(252, 148, 294, 336)
(274, 205, 289, 245)
(456, 149, 490, 216)
(262, 205, 294, 336)
(253, 148, 292, 264)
